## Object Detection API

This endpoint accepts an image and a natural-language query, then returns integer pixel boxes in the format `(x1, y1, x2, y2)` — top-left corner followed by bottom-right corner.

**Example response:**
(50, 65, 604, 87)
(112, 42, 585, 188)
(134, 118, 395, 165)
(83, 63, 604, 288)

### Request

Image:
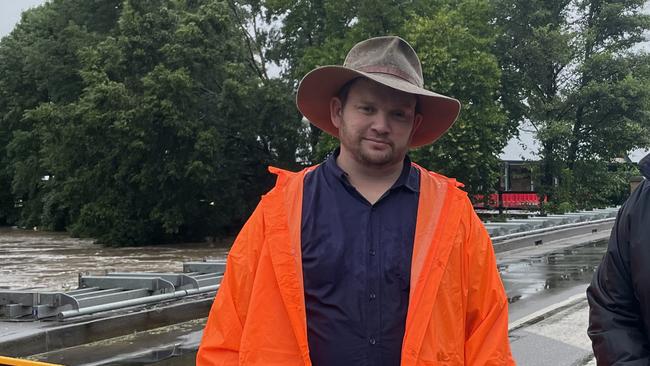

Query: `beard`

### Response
(338, 119, 408, 169)
(357, 139, 397, 167)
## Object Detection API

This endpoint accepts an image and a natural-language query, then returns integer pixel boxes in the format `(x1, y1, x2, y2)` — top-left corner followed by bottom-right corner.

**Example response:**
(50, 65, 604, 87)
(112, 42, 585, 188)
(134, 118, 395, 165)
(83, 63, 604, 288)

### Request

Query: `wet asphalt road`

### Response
(500, 240, 607, 322)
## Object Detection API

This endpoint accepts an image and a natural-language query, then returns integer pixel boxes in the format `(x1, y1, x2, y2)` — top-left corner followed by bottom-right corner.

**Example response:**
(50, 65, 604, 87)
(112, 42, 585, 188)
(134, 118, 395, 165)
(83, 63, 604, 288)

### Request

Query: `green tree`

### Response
(0, 0, 122, 227)
(50, 0, 303, 244)
(407, 1, 514, 197)
(1, 0, 305, 244)
(496, 0, 650, 209)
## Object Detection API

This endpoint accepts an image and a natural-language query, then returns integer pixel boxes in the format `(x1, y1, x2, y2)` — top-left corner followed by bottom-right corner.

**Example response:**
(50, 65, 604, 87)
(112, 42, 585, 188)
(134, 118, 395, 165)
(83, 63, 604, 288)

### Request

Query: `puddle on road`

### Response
(0, 228, 230, 291)
(499, 240, 608, 305)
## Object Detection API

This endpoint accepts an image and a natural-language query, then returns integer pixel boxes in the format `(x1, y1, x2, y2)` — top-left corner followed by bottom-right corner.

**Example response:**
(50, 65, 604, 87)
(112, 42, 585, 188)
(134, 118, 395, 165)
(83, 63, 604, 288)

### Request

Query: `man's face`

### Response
(330, 78, 422, 169)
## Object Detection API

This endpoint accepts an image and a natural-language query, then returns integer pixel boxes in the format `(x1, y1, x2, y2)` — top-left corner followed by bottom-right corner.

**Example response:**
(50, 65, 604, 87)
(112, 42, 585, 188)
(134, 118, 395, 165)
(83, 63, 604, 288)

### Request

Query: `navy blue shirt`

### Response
(301, 150, 420, 366)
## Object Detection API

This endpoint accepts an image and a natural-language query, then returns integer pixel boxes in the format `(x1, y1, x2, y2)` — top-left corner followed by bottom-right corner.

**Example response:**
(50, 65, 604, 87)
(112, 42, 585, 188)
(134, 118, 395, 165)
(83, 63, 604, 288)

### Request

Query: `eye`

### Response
(358, 105, 374, 113)
(392, 110, 408, 119)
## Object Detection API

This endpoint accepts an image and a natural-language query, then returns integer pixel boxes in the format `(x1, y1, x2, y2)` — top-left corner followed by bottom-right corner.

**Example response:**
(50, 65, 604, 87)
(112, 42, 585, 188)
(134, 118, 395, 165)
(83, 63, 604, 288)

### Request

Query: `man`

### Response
(197, 36, 513, 366)
(587, 153, 650, 365)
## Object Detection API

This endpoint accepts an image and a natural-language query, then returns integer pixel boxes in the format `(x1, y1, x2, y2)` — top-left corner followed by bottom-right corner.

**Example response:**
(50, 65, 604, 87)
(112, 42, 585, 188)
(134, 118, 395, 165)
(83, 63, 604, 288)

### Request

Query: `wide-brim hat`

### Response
(296, 36, 461, 148)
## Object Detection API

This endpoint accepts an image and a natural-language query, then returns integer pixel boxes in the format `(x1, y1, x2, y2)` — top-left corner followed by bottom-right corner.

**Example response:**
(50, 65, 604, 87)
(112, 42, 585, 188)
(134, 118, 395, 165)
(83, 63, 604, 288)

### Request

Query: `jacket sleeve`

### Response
(196, 202, 266, 366)
(587, 181, 650, 365)
(463, 202, 515, 365)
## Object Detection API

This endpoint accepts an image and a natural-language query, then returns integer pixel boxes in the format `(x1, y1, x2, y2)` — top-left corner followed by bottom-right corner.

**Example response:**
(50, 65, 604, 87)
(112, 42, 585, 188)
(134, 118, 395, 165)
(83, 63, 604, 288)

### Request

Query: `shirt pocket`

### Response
(301, 236, 347, 289)
(382, 226, 414, 292)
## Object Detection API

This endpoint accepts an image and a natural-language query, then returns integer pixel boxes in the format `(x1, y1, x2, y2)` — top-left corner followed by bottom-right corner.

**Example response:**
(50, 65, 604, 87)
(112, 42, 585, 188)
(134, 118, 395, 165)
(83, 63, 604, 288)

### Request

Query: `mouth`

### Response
(363, 138, 391, 146)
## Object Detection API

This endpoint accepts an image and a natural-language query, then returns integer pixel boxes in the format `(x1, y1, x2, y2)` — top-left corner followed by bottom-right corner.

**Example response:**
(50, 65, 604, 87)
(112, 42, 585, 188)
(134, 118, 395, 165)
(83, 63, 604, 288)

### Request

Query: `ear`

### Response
(330, 97, 343, 129)
(410, 113, 423, 140)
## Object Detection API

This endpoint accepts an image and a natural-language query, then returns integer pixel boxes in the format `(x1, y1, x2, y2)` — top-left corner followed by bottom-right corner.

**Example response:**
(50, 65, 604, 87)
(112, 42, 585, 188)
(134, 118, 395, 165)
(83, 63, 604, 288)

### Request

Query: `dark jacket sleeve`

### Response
(587, 176, 650, 365)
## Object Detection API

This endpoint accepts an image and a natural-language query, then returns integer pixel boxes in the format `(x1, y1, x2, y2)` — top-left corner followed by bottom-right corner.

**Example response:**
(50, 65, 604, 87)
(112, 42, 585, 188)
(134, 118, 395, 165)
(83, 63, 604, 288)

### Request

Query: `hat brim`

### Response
(296, 66, 461, 148)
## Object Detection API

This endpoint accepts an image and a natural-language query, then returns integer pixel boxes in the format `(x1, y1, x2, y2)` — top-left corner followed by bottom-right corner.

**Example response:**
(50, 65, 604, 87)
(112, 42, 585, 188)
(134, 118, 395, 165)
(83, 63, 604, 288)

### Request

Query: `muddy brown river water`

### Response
(0, 228, 229, 291)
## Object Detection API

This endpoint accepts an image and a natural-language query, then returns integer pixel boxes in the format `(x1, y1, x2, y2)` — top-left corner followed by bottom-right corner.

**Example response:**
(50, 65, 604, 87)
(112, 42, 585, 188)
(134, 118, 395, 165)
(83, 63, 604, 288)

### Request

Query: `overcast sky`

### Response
(0, 0, 47, 39)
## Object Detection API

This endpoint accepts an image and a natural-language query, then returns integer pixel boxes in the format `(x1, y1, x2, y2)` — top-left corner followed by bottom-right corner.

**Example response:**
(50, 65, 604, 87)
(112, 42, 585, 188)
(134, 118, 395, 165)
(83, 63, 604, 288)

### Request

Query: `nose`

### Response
(370, 112, 390, 135)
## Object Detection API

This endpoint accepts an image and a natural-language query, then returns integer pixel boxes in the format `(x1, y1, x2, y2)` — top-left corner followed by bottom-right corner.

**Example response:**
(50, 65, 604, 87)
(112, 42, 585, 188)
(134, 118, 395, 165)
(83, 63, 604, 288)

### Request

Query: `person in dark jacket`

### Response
(587, 152, 650, 365)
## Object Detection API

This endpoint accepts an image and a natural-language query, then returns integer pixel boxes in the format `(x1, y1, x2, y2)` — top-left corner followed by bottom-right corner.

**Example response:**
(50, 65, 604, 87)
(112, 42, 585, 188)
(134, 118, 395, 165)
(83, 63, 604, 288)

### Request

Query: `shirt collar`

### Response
(324, 148, 419, 193)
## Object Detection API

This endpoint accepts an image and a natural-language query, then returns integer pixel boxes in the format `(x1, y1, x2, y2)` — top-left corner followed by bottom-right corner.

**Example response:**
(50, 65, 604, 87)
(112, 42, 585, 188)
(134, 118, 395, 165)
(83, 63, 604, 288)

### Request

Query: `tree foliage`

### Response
(1, 0, 649, 244)
(0, 0, 303, 244)
(0, 0, 122, 226)
(406, 1, 513, 196)
(495, 0, 650, 209)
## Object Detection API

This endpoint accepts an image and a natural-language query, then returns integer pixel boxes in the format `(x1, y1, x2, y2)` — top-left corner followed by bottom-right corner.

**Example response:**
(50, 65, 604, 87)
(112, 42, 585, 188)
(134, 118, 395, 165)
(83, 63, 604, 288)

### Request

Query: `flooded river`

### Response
(0, 228, 229, 291)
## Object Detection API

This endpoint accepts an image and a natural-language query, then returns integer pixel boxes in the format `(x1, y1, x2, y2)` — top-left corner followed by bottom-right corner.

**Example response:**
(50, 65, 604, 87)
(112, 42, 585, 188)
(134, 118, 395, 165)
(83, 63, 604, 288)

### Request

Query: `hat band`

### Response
(355, 65, 422, 87)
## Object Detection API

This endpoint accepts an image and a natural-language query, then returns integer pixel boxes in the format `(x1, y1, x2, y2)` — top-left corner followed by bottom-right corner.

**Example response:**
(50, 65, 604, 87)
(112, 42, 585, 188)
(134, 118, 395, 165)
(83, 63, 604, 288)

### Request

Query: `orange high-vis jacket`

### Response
(197, 164, 514, 365)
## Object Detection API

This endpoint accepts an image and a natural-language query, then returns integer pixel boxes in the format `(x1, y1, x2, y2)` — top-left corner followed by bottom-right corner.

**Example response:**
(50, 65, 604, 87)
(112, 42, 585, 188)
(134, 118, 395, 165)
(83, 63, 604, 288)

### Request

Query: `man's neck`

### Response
(335, 149, 405, 204)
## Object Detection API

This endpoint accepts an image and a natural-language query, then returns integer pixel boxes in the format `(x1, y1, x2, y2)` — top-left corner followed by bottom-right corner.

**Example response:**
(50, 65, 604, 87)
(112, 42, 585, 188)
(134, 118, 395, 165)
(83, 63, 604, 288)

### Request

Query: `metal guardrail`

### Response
(0, 260, 225, 321)
(491, 217, 616, 243)
(483, 207, 619, 237)
(492, 218, 615, 254)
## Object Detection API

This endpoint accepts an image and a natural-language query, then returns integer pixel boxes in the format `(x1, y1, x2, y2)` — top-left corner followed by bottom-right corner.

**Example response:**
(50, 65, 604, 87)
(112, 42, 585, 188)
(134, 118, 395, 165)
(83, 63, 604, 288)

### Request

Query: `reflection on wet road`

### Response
(499, 240, 607, 321)
(0, 228, 229, 291)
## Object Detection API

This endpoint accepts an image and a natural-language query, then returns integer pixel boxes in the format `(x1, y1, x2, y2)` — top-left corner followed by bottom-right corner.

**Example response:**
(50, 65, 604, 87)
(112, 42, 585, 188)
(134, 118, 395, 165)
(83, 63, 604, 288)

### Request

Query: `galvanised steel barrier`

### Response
(0, 260, 225, 321)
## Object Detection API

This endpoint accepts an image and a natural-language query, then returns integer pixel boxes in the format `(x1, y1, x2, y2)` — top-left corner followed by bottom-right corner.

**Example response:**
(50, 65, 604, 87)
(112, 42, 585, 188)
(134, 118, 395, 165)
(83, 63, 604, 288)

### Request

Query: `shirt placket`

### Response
(367, 204, 381, 365)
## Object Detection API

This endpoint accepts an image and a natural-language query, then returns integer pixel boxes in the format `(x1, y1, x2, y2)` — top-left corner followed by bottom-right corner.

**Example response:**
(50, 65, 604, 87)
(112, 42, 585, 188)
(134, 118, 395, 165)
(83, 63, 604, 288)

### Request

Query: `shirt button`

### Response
(369, 337, 376, 345)
(369, 293, 376, 300)
(369, 249, 376, 256)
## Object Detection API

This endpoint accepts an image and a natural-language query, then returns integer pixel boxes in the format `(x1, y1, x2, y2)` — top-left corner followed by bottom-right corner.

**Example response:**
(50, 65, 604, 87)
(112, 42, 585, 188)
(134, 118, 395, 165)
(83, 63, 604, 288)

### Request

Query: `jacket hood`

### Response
(640, 153, 650, 179)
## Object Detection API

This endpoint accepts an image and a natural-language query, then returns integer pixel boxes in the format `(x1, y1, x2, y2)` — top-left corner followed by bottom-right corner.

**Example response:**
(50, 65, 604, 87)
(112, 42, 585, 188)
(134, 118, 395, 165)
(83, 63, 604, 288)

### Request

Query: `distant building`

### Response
(487, 123, 648, 210)
(498, 125, 648, 193)
(498, 122, 539, 194)
(628, 148, 650, 164)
